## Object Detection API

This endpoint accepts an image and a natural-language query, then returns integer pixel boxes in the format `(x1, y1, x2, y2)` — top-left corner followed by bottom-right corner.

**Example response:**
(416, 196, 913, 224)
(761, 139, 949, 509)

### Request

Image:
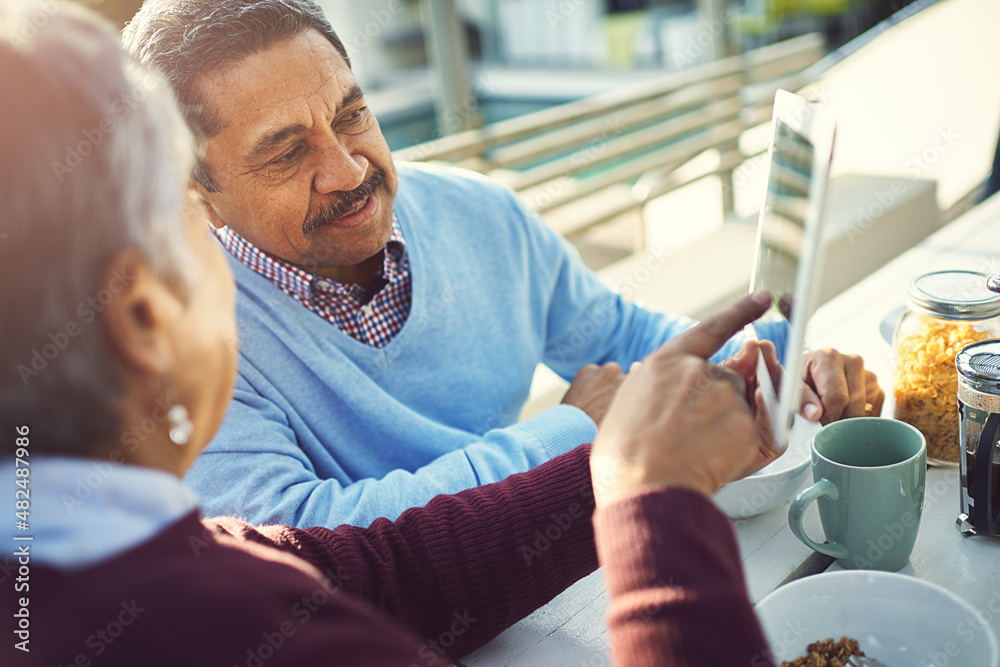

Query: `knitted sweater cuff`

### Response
(508, 404, 598, 460)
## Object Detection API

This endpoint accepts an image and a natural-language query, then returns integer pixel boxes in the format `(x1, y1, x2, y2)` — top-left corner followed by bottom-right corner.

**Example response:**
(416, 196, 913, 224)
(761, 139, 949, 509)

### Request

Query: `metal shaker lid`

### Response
(907, 270, 1000, 321)
(957, 340, 1000, 392)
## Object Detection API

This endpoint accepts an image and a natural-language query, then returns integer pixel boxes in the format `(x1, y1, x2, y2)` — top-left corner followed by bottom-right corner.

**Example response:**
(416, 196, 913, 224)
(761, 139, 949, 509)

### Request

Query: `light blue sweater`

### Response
(186, 163, 786, 528)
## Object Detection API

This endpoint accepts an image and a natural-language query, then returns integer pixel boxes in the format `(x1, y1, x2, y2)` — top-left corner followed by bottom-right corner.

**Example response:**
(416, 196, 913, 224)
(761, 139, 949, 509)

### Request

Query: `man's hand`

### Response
(591, 293, 772, 508)
(719, 339, 783, 477)
(561, 363, 626, 426)
(800, 349, 885, 424)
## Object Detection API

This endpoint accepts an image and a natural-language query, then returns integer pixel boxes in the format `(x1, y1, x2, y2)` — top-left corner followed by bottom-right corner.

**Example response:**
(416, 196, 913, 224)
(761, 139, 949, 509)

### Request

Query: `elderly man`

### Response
(0, 5, 792, 664)
(123, 0, 882, 527)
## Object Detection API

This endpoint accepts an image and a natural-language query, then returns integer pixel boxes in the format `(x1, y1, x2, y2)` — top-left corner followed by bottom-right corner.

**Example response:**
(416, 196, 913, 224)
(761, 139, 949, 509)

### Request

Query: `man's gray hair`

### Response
(0, 1, 197, 455)
(122, 0, 352, 192)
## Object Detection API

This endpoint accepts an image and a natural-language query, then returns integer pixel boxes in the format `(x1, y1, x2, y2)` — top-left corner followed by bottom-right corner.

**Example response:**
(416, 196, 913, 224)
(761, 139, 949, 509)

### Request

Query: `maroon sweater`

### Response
(1, 446, 769, 666)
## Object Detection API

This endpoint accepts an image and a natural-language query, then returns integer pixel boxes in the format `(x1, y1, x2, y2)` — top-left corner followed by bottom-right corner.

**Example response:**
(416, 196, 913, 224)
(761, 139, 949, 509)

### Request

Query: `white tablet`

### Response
(748, 89, 836, 452)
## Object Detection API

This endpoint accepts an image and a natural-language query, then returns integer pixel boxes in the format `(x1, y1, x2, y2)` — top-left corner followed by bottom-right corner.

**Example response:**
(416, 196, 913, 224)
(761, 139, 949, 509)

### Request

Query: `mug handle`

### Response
(787, 479, 850, 560)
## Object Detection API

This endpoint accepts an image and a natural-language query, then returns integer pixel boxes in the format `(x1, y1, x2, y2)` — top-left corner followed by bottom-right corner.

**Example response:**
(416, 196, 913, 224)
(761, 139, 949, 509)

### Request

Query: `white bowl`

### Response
(756, 570, 999, 666)
(713, 416, 818, 519)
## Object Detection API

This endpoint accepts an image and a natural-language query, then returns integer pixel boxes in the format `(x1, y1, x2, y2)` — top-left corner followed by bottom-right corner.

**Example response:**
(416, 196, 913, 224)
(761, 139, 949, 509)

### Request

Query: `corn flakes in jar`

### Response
(893, 271, 1000, 465)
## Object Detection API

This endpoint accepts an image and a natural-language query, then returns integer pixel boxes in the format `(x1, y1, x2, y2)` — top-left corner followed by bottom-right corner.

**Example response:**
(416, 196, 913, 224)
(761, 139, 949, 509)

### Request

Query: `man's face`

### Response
(195, 29, 398, 273)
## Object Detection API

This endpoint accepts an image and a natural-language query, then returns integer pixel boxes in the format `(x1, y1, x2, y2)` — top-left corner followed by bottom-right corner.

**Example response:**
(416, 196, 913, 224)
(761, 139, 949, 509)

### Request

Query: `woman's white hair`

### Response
(0, 0, 198, 453)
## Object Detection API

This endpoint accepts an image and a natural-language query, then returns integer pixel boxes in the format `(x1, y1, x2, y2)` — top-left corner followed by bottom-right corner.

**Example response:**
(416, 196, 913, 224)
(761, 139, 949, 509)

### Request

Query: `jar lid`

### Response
(957, 339, 1000, 385)
(906, 270, 1000, 321)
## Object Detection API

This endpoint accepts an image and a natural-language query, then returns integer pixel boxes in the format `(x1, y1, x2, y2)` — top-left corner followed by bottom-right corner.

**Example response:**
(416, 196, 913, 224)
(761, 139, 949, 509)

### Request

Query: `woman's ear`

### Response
(190, 179, 226, 230)
(100, 248, 185, 377)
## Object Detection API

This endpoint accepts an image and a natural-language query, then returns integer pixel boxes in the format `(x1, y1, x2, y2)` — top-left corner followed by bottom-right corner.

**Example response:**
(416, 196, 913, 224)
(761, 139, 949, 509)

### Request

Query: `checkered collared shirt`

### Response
(214, 221, 412, 348)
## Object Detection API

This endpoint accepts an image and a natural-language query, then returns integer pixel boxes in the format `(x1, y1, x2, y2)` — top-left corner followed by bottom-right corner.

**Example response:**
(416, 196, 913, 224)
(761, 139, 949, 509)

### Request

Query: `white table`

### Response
(808, 192, 1000, 620)
(462, 193, 1000, 667)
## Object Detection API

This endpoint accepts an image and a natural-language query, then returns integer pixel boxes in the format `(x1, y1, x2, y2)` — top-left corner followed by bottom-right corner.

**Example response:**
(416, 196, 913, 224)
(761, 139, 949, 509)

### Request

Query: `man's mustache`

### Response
(303, 168, 387, 235)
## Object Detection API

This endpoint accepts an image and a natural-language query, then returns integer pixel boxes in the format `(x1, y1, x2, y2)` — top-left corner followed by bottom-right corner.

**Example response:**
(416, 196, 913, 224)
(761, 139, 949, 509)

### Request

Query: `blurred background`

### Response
(95, 0, 919, 150)
(91, 0, 999, 412)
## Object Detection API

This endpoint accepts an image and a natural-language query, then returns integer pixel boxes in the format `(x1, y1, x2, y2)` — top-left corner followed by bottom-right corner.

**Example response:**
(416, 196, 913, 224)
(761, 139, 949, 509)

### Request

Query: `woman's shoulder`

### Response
(12, 515, 361, 665)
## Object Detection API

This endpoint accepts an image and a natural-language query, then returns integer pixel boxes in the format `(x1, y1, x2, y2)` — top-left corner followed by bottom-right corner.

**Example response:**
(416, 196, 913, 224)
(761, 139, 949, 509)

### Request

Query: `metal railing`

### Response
(394, 33, 827, 251)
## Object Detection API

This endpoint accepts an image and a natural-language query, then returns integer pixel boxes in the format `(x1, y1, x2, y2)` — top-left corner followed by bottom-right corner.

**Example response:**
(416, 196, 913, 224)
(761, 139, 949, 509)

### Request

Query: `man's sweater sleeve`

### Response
(206, 445, 599, 661)
(594, 488, 773, 667)
(186, 369, 596, 528)
(515, 199, 788, 374)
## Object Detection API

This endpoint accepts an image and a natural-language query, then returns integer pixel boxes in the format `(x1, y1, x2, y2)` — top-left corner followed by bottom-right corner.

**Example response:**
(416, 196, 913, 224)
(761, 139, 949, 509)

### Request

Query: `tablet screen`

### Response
(754, 121, 813, 330)
(748, 90, 835, 452)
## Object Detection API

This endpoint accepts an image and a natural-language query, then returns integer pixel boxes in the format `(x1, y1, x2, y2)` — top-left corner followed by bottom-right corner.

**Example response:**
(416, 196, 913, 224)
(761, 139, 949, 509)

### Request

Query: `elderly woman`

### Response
(0, 4, 779, 666)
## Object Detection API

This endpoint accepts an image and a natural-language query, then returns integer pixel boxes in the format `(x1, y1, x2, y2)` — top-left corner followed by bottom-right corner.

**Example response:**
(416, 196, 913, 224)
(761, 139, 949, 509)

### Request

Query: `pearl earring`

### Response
(168, 404, 194, 446)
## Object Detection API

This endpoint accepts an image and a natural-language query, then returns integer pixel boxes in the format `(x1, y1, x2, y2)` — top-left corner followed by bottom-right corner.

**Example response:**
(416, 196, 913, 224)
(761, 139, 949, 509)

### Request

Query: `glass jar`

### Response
(893, 270, 1000, 465)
